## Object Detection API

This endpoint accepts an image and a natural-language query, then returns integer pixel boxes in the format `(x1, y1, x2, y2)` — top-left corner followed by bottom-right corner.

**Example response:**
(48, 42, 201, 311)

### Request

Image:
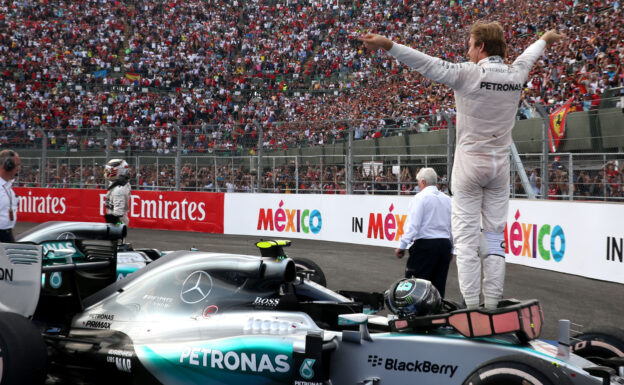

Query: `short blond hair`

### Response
(470, 21, 507, 58)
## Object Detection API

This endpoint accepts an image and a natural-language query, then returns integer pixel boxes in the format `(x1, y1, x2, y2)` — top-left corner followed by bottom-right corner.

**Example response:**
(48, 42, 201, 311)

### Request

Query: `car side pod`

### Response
(389, 299, 543, 342)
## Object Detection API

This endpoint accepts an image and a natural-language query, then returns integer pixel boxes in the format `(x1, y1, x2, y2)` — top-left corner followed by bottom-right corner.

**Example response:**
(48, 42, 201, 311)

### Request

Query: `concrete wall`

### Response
(599, 108, 624, 150)
(16, 109, 624, 161)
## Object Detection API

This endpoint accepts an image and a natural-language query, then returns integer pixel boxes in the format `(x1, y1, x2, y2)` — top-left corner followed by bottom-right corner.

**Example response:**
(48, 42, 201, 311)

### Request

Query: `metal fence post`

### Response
(568, 153, 573, 200)
(213, 156, 218, 192)
(397, 155, 401, 195)
(255, 120, 263, 193)
(175, 126, 182, 191)
(136, 156, 141, 189)
(105, 127, 111, 163)
(347, 120, 354, 194)
(535, 104, 549, 199)
(92, 158, 96, 188)
(443, 111, 455, 190)
(369, 155, 373, 195)
(320, 157, 324, 194)
(295, 156, 299, 194)
(37, 128, 47, 187)
(603, 153, 607, 200)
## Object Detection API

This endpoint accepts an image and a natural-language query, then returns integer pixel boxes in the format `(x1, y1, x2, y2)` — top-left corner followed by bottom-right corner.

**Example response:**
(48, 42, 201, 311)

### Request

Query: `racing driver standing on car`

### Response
(359, 23, 563, 309)
(104, 159, 131, 226)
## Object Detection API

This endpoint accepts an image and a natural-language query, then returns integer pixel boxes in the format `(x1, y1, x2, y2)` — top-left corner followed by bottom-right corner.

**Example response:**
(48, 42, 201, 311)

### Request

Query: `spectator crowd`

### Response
(0, 0, 622, 155)
(1, 0, 622, 200)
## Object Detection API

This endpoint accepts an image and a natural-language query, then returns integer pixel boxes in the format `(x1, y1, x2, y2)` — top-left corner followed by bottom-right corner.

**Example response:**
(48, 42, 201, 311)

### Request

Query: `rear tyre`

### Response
(0, 312, 47, 385)
(462, 354, 571, 385)
(572, 326, 624, 359)
(294, 258, 327, 287)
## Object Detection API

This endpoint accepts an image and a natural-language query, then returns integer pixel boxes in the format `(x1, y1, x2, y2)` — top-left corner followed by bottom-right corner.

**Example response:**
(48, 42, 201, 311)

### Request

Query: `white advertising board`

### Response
(224, 194, 624, 284)
(224, 193, 411, 247)
(504, 199, 624, 284)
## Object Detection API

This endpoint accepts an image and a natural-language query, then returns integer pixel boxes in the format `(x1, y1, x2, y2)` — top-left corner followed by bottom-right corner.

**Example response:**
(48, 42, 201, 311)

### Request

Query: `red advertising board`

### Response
(14, 188, 224, 234)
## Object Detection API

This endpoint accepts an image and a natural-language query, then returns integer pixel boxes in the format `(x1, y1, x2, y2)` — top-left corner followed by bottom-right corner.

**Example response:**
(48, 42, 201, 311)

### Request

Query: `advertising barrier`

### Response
(15, 188, 224, 234)
(224, 193, 411, 247)
(505, 199, 624, 284)
(225, 194, 624, 284)
(12, 188, 623, 284)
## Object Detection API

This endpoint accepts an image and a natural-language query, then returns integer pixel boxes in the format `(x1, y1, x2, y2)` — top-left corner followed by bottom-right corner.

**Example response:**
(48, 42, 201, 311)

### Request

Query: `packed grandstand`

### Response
(0, 0, 622, 197)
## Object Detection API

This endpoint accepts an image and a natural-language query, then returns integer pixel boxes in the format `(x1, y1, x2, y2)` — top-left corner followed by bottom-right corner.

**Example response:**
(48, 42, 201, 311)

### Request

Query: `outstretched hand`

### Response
(540, 30, 565, 46)
(357, 33, 394, 52)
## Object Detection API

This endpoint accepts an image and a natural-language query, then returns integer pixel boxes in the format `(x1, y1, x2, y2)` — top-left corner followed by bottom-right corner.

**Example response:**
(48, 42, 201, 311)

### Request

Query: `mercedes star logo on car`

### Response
(180, 271, 213, 304)
(56, 232, 77, 240)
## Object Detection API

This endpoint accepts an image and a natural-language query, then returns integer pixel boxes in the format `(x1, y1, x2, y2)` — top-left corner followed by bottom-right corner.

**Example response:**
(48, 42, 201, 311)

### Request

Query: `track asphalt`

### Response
(16, 222, 623, 342)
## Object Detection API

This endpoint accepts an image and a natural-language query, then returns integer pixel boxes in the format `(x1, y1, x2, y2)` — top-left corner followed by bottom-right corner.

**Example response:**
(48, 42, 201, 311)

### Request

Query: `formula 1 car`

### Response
(15, 221, 327, 286)
(1, 237, 624, 385)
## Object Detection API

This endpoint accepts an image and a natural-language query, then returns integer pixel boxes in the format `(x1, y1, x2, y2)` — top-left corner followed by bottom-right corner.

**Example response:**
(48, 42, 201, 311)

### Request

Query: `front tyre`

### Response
(0, 312, 47, 385)
(572, 326, 624, 359)
(462, 354, 572, 385)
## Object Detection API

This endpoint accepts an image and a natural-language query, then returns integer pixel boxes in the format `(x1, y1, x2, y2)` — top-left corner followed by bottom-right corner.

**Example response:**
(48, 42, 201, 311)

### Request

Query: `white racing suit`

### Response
(390, 40, 546, 308)
(104, 180, 131, 226)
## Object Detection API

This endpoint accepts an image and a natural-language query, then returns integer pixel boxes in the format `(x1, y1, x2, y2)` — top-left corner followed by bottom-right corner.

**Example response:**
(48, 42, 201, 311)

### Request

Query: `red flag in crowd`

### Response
(548, 97, 574, 152)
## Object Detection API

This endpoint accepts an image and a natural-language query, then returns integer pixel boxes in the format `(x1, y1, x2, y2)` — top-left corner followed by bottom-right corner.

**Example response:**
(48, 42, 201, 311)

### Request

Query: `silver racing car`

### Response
(1, 229, 623, 385)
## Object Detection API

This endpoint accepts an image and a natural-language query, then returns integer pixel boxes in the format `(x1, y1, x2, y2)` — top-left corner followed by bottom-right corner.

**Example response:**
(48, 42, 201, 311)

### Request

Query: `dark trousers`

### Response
(405, 238, 452, 298)
(0, 229, 15, 243)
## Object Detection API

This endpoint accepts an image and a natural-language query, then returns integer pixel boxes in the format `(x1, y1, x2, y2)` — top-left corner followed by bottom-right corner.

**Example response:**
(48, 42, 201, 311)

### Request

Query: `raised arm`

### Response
(358, 33, 471, 90)
(513, 30, 565, 74)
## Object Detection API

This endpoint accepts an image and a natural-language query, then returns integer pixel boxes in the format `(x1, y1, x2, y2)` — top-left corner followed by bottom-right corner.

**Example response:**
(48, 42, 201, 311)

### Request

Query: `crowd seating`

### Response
(0, 0, 621, 154)
(2, 0, 622, 198)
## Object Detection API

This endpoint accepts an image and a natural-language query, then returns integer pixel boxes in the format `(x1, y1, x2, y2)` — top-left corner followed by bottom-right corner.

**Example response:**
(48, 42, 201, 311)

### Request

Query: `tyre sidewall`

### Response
(463, 354, 572, 385)
(0, 328, 8, 385)
(0, 313, 47, 385)
(572, 328, 624, 359)
(294, 258, 327, 286)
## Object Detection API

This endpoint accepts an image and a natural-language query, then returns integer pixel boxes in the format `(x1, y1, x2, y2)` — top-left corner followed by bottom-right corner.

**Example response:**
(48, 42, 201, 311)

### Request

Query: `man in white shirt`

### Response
(0, 150, 21, 242)
(395, 168, 453, 297)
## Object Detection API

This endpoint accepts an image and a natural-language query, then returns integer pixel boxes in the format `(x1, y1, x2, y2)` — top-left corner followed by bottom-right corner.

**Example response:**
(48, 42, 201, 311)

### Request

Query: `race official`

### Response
(0, 150, 20, 243)
(395, 168, 453, 297)
(360, 24, 563, 309)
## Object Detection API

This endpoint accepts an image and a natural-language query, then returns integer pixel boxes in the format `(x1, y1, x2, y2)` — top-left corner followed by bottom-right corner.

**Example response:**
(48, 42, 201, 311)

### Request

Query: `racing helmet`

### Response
(104, 159, 130, 181)
(385, 278, 441, 317)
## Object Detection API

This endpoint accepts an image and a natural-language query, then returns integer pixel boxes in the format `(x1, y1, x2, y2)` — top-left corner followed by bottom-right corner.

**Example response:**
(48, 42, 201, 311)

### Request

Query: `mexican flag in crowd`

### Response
(548, 97, 574, 152)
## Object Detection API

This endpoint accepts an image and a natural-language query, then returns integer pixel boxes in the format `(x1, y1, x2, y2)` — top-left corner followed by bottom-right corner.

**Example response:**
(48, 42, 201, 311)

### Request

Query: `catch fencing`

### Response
(15, 152, 624, 201)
